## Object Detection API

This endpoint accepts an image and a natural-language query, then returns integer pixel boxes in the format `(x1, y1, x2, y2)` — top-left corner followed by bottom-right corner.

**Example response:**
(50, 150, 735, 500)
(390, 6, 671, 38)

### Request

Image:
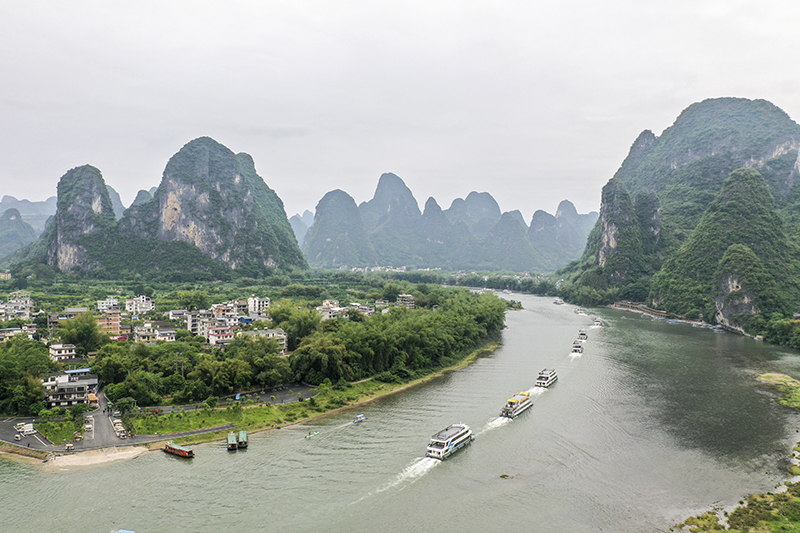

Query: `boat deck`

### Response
(431, 425, 466, 442)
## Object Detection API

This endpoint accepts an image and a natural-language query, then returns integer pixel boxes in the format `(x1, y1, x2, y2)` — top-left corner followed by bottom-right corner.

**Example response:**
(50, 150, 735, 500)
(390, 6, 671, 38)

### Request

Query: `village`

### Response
(0, 289, 418, 453)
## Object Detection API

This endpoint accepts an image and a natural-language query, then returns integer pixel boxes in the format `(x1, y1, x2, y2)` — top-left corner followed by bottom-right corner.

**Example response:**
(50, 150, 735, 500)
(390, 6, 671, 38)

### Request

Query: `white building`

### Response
(49, 343, 77, 361)
(96, 297, 119, 312)
(126, 295, 155, 316)
(247, 296, 271, 316)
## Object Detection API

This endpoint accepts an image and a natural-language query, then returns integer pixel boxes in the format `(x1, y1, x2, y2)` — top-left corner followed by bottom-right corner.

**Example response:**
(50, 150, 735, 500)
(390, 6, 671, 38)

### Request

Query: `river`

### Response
(2, 293, 800, 532)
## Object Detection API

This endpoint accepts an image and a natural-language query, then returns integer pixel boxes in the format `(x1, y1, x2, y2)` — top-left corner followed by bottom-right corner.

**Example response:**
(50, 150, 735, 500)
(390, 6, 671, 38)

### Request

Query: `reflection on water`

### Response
(2, 295, 800, 532)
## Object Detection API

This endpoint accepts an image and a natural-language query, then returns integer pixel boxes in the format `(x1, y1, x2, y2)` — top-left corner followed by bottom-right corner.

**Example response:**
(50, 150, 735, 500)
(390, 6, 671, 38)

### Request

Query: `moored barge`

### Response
(227, 431, 238, 450)
(163, 442, 194, 458)
(426, 423, 474, 460)
(238, 430, 248, 449)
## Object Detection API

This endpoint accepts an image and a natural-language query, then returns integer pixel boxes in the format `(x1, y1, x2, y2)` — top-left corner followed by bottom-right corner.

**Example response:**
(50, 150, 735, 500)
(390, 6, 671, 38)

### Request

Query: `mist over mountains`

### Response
(293, 172, 597, 271)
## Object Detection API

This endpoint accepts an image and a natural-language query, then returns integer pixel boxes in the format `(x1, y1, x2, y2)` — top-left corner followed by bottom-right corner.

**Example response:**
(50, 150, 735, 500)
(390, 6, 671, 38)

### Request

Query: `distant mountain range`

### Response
(298, 172, 597, 271)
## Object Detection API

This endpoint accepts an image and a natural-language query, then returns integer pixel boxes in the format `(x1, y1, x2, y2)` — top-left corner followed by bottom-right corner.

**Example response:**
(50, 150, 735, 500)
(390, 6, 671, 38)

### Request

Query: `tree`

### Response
(59, 311, 107, 355)
(177, 290, 210, 311)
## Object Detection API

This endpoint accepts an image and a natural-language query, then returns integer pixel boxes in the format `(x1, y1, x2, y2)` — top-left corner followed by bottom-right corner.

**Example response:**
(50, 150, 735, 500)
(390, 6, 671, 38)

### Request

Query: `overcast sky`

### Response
(3, 1, 799, 223)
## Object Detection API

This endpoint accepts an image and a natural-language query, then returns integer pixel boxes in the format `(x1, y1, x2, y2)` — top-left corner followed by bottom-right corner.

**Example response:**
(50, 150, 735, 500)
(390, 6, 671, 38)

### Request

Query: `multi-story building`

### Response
(247, 296, 271, 317)
(238, 328, 287, 354)
(0, 290, 34, 320)
(208, 325, 234, 346)
(125, 295, 155, 316)
(43, 368, 98, 408)
(96, 308, 121, 336)
(96, 297, 119, 312)
(49, 343, 77, 361)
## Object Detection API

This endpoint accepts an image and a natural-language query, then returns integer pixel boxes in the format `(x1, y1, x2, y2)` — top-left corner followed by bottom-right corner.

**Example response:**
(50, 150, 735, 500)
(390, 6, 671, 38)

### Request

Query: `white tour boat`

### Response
(426, 423, 474, 460)
(500, 391, 533, 419)
(535, 368, 558, 388)
(593, 317, 602, 327)
(577, 329, 588, 341)
(571, 343, 583, 354)
(553, 298, 564, 305)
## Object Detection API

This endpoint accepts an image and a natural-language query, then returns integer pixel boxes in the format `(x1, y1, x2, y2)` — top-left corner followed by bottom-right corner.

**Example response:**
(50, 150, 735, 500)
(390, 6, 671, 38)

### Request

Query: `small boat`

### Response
(163, 441, 194, 458)
(227, 431, 238, 450)
(535, 368, 558, 388)
(305, 431, 320, 439)
(353, 414, 367, 423)
(500, 391, 533, 419)
(594, 317, 602, 326)
(553, 298, 564, 305)
(238, 430, 248, 449)
(426, 424, 474, 460)
(574, 307, 587, 315)
(577, 329, 588, 341)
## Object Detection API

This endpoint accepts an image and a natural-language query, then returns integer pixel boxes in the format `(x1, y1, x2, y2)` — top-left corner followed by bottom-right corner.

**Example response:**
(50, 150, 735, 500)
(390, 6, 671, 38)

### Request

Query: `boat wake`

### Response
(375, 457, 440, 493)
(478, 416, 511, 435)
(569, 352, 582, 359)
(525, 386, 546, 396)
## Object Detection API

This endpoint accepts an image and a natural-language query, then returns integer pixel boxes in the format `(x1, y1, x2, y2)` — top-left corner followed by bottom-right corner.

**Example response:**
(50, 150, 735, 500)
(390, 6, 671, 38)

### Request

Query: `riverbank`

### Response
(9, 338, 499, 468)
(676, 373, 800, 531)
(44, 446, 148, 470)
(141, 338, 500, 451)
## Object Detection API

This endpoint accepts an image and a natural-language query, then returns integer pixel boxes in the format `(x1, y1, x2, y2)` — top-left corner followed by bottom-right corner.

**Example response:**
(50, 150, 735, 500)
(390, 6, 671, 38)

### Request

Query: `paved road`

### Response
(0, 383, 315, 453)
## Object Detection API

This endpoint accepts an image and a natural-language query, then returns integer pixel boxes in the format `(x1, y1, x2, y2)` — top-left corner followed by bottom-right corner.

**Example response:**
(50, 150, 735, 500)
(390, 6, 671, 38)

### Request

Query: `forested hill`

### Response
(11, 137, 307, 281)
(559, 97, 800, 333)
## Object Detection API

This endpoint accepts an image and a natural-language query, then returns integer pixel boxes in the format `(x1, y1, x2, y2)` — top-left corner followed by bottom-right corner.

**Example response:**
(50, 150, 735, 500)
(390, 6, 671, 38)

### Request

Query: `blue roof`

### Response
(65, 368, 91, 374)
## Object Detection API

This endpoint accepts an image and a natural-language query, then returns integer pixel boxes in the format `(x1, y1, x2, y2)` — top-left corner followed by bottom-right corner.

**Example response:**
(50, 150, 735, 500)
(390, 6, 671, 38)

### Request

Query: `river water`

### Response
(3, 293, 800, 532)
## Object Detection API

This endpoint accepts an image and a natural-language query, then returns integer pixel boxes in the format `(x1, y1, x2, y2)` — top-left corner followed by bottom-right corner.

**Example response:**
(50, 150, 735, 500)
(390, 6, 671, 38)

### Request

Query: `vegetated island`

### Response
(676, 373, 800, 532)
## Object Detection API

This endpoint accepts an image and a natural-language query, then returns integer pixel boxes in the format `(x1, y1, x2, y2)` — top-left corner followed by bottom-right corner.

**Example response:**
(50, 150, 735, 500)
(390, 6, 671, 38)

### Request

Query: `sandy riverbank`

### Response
(44, 446, 149, 470)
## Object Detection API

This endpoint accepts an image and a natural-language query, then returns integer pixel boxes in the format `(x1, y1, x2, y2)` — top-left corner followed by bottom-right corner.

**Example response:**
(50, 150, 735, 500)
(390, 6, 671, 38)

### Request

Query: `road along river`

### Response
(2, 293, 800, 532)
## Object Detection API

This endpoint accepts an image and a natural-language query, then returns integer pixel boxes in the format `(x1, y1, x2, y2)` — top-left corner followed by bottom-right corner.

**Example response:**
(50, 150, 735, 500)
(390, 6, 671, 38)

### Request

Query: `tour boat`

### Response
(594, 317, 602, 327)
(227, 431, 238, 450)
(553, 298, 564, 305)
(426, 424, 474, 460)
(500, 391, 533, 419)
(571, 344, 583, 354)
(353, 414, 367, 423)
(163, 442, 194, 458)
(535, 368, 558, 388)
(577, 329, 588, 341)
(238, 430, 248, 449)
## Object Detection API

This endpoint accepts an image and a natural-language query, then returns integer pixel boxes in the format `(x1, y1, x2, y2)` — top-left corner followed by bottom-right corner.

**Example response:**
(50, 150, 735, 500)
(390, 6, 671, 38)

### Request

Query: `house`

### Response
(238, 328, 287, 354)
(156, 329, 176, 342)
(169, 309, 188, 321)
(0, 290, 35, 320)
(49, 343, 77, 361)
(134, 322, 176, 343)
(247, 295, 271, 317)
(125, 295, 155, 316)
(96, 297, 119, 312)
(43, 368, 99, 408)
(96, 308, 121, 336)
(397, 294, 415, 309)
(208, 325, 234, 346)
(322, 299, 339, 308)
(375, 299, 389, 307)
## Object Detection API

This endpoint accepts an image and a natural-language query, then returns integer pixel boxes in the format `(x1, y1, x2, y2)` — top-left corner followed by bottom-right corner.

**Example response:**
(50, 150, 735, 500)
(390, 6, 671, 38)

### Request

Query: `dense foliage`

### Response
(0, 335, 55, 415)
(291, 288, 507, 385)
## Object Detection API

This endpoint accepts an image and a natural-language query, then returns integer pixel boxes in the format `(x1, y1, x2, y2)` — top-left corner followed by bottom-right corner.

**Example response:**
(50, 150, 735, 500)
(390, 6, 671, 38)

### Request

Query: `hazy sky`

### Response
(3, 1, 799, 223)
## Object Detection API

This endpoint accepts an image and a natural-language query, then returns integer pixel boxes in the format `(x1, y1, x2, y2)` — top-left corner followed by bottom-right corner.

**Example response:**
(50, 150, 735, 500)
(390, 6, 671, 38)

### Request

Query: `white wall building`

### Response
(126, 295, 155, 316)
